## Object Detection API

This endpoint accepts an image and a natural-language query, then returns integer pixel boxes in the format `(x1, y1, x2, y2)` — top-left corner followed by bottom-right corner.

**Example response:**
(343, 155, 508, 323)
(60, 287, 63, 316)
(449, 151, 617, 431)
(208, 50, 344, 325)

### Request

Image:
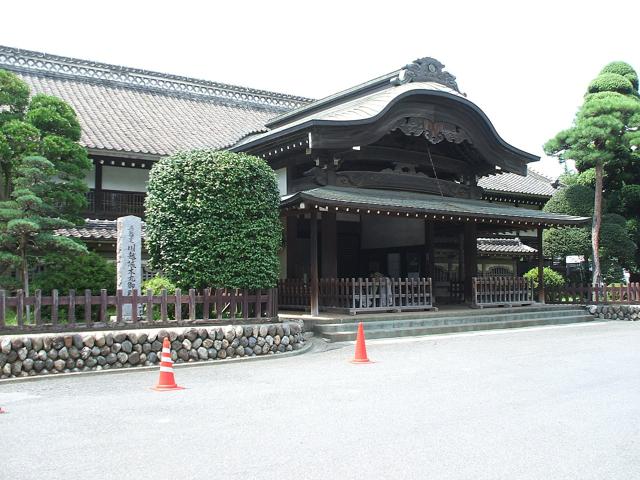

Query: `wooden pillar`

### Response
(425, 220, 436, 305)
(310, 210, 319, 316)
(321, 211, 337, 278)
(94, 159, 103, 213)
(463, 222, 477, 303)
(537, 226, 545, 303)
(286, 215, 298, 278)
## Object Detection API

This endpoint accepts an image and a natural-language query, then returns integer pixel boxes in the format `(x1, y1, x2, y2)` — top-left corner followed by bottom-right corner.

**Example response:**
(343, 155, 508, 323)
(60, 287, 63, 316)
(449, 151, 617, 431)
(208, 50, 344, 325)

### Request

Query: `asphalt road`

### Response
(1, 321, 640, 480)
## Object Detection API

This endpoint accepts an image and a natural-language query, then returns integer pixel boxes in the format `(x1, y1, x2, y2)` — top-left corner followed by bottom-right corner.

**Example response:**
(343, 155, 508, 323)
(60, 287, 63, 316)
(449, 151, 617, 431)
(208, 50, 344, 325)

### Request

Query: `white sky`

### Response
(2, 0, 638, 179)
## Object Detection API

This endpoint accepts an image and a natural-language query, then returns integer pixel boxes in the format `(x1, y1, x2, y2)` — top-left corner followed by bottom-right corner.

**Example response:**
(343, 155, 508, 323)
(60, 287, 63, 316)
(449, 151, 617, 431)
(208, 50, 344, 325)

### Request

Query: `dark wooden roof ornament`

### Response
(390, 57, 461, 93)
(394, 117, 472, 145)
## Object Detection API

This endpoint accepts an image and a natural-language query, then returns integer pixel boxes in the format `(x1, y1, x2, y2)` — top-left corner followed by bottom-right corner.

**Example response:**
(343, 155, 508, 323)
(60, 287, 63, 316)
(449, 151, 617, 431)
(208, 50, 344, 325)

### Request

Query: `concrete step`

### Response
(317, 314, 596, 342)
(292, 304, 586, 328)
(314, 308, 589, 334)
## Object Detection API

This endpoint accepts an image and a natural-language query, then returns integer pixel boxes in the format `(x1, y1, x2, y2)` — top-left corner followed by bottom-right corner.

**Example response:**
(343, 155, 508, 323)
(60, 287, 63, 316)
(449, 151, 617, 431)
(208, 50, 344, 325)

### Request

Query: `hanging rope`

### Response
(426, 143, 444, 198)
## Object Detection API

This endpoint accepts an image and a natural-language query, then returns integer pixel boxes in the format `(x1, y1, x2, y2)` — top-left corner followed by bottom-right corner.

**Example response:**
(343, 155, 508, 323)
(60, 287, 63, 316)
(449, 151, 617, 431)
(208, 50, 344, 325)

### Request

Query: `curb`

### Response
(0, 339, 313, 385)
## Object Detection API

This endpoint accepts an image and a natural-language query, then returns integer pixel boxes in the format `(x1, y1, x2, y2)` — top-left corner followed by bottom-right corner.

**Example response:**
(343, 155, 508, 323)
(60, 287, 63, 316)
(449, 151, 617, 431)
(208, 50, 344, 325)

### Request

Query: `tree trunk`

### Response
(592, 160, 603, 287)
(20, 237, 30, 321)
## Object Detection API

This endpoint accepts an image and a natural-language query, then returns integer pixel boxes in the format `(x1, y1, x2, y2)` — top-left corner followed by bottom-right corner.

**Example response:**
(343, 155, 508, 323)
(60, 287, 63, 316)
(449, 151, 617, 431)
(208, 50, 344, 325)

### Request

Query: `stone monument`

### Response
(116, 215, 142, 318)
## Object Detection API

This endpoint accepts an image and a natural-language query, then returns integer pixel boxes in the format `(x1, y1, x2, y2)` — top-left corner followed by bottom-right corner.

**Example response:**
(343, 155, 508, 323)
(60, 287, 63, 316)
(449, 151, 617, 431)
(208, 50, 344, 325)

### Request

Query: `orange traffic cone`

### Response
(152, 338, 184, 391)
(351, 322, 372, 363)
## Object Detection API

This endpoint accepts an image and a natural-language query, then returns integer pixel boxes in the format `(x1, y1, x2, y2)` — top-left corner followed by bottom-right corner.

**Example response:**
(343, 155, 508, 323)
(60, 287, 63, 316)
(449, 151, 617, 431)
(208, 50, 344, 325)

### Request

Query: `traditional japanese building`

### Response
(0, 46, 588, 312)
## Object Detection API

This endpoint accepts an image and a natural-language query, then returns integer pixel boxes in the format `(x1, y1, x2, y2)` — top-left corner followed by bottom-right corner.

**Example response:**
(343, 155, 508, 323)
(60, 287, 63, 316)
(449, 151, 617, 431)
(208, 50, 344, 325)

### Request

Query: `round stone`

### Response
(197, 347, 208, 360)
(267, 325, 276, 336)
(22, 358, 34, 371)
(58, 347, 69, 360)
(258, 325, 268, 337)
(105, 333, 114, 346)
(94, 333, 106, 347)
(248, 337, 257, 348)
(202, 339, 214, 349)
(240, 337, 249, 347)
(234, 325, 244, 337)
(128, 332, 138, 344)
(137, 332, 148, 344)
(11, 360, 23, 375)
(142, 343, 152, 354)
(168, 331, 178, 341)
(82, 335, 95, 348)
(11, 338, 23, 350)
(106, 353, 118, 365)
(189, 349, 198, 361)
(182, 338, 192, 350)
(116, 352, 128, 364)
(34, 360, 44, 372)
(151, 340, 162, 352)
(48, 349, 58, 360)
(186, 329, 198, 342)
(235, 346, 244, 356)
(243, 326, 253, 337)
(114, 332, 127, 343)
(17, 347, 28, 361)
(244, 347, 253, 356)
(192, 338, 203, 350)
(217, 349, 227, 359)
(147, 352, 158, 363)
(213, 340, 222, 350)
(197, 328, 208, 339)
(32, 337, 44, 351)
(44, 358, 54, 370)
(53, 359, 65, 371)
(97, 356, 107, 366)
(282, 324, 291, 336)
(178, 349, 189, 361)
(112, 343, 122, 353)
(128, 351, 140, 365)
(85, 357, 97, 368)
(91, 346, 101, 357)
(265, 335, 274, 346)
(226, 346, 235, 357)
(224, 327, 235, 342)
(121, 340, 133, 353)
(276, 326, 284, 337)
(281, 335, 290, 346)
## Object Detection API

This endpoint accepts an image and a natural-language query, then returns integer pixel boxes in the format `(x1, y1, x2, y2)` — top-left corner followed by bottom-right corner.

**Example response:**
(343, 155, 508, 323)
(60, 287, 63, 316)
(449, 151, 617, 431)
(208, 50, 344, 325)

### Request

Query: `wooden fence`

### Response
(278, 277, 435, 315)
(546, 282, 640, 304)
(472, 276, 535, 308)
(0, 287, 278, 334)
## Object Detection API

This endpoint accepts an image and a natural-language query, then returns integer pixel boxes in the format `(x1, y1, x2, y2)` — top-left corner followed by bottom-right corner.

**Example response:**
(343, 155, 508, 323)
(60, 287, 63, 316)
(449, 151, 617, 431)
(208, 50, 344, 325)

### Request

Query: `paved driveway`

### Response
(1, 321, 639, 479)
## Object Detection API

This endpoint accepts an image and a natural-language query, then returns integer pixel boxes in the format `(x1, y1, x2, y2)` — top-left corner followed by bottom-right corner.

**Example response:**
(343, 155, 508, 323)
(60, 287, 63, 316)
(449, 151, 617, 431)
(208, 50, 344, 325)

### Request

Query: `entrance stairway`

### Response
(311, 305, 595, 342)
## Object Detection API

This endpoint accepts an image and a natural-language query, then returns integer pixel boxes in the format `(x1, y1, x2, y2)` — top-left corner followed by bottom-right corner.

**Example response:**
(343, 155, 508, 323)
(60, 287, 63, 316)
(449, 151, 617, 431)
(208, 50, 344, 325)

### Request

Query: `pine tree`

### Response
(0, 156, 86, 296)
(545, 62, 640, 285)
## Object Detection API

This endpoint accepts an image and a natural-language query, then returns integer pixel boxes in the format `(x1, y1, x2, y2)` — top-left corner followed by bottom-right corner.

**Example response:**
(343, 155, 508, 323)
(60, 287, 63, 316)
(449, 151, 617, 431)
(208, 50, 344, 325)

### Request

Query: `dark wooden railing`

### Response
(278, 277, 435, 315)
(472, 276, 535, 308)
(86, 190, 146, 217)
(0, 287, 278, 334)
(546, 283, 640, 304)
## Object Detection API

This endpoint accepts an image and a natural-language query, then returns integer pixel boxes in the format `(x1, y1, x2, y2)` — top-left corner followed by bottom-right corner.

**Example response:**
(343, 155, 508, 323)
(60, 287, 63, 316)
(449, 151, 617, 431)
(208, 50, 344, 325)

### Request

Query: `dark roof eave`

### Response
(281, 190, 588, 227)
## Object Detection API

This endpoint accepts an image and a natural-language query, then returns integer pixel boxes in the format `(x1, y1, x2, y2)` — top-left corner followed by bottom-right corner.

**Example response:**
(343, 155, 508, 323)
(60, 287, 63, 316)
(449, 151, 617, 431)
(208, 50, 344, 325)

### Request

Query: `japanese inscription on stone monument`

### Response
(116, 215, 142, 318)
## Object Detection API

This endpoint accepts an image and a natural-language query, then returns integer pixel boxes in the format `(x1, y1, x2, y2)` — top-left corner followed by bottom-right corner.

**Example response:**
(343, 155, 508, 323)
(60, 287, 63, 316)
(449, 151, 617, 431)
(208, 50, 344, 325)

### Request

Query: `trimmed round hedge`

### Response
(145, 150, 282, 290)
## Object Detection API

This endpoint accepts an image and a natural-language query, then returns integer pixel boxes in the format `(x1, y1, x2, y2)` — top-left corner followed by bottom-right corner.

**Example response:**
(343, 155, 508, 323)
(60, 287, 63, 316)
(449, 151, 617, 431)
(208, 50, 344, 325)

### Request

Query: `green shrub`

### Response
(142, 275, 177, 294)
(32, 250, 116, 295)
(524, 267, 566, 289)
(145, 150, 282, 290)
(543, 184, 594, 217)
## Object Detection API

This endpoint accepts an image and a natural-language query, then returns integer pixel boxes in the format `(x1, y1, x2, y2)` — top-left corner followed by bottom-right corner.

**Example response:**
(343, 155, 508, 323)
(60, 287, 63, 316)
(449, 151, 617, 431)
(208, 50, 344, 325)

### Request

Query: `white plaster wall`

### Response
(103, 166, 149, 192)
(84, 164, 96, 189)
(275, 167, 287, 197)
(361, 216, 425, 249)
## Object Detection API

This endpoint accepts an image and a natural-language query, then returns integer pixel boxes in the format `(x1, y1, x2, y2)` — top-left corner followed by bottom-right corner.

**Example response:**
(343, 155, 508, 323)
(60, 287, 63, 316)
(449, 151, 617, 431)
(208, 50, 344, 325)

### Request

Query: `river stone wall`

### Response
(0, 321, 305, 380)
(588, 304, 640, 321)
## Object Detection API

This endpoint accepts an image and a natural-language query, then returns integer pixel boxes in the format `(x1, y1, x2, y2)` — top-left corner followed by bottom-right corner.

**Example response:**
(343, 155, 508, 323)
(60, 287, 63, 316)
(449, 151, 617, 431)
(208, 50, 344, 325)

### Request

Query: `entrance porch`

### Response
(277, 186, 581, 315)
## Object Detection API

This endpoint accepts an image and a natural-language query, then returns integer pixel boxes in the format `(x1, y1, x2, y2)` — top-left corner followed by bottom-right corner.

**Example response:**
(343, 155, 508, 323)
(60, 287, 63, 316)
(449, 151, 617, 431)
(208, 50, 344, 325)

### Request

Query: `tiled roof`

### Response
(479, 168, 557, 198)
(477, 237, 537, 255)
(56, 219, 134, 241)
(0, 46, 313, 157)
(58, 220, 537, 257)
(283, 186, 588, 226)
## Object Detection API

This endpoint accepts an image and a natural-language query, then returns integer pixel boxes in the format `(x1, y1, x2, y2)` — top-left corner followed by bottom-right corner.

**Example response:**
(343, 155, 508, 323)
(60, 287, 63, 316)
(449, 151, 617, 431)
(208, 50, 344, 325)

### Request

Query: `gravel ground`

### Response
(1, 321, 639, 480)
